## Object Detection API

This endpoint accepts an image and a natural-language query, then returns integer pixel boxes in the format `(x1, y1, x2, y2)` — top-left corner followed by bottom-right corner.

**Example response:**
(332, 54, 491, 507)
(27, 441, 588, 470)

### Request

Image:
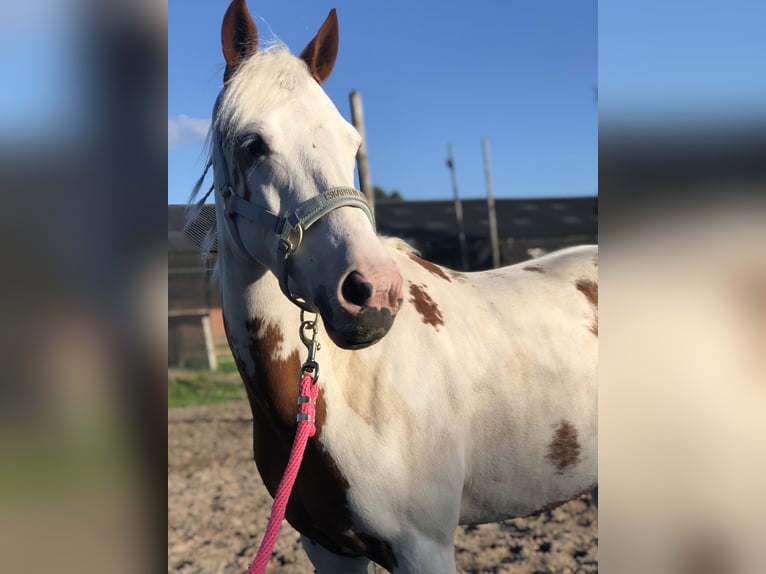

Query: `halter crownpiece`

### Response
(220, 184, 376, 311)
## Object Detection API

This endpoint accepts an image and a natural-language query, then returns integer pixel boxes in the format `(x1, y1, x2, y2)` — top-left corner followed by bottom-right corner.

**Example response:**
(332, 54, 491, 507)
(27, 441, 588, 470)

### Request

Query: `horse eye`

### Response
(242, 135, 269, 158)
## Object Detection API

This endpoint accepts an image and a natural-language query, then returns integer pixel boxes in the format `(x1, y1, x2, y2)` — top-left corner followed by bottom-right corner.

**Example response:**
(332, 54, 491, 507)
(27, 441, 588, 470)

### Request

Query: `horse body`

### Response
(199, 2, 597, 571)
(220, 236, 597, 572)
(320, 241, 598, 522)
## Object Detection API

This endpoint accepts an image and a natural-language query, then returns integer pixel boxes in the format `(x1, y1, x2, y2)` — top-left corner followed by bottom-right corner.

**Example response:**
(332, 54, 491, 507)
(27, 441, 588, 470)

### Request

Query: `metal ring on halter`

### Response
(278, 222, 304, 259)
(296, 413, 315, 423)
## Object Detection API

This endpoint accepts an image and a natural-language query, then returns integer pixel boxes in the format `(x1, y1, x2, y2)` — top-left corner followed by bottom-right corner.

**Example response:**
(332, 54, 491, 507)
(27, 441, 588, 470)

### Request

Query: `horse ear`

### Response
(299, 9, 339, 84)
(221, 0, 258, 82)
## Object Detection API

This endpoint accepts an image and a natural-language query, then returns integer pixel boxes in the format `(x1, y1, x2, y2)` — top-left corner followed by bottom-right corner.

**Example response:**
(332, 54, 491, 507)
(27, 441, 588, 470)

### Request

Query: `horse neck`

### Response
(218, 245, 301, 337)
(219, 245, 316, 429)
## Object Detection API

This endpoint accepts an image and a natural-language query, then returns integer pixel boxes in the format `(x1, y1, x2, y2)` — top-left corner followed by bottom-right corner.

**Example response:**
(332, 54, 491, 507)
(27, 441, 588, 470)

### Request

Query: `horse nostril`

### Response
(341, 271, 373, 307)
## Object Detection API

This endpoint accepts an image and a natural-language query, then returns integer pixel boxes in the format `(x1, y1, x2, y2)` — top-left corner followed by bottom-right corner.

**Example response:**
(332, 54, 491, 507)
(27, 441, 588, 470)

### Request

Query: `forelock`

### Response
(215, 46, 311, 139)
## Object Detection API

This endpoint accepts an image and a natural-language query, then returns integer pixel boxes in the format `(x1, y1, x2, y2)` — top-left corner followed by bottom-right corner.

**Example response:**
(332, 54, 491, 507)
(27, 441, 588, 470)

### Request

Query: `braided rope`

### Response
(247, 373, 319, 574)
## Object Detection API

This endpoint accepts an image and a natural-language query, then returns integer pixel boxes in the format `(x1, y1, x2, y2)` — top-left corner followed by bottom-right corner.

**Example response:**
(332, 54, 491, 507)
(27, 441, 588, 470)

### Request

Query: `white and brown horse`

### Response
(197, 1, 597, 571)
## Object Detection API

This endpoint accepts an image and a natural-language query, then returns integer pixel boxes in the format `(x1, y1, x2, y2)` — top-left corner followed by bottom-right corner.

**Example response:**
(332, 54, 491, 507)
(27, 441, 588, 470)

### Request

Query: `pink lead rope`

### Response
(247, 370, 319, 574)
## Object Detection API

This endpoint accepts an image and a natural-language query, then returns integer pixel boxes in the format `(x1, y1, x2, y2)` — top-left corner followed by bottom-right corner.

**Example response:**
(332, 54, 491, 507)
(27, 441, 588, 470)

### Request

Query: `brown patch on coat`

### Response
(548, 420, 581, 474)
(575, 278, 599, 336)
(243, 319, 301, 426)
(223, 315, 396, 570)
(575, 278, 598, 308)
(408, 283, 444, 329)
(593, 256, 598, 268)
(409, 254, 452, 282)
(523, 264, 545, 273)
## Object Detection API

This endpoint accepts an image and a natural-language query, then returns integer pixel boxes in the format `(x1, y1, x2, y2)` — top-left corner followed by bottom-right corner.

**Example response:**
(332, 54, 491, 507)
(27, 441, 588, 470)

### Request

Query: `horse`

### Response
(193, 1, 597, 571)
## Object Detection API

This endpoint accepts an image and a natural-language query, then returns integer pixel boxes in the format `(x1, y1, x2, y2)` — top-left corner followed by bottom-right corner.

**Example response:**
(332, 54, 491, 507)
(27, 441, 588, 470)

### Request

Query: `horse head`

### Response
(212, 0, 403, 349)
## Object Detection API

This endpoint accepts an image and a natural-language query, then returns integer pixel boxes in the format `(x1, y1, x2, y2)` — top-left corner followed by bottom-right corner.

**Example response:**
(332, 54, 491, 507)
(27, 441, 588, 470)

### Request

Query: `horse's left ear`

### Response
(299, 9, 339, 84)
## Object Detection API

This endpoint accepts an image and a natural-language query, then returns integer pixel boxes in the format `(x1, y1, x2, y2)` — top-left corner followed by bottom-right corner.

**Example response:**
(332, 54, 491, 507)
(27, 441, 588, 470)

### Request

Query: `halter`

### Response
(219, 179, 375, 312)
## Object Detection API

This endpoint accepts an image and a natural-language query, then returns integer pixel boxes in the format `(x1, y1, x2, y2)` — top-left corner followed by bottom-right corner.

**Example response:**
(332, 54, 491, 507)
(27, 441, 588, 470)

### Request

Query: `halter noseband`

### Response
(220, 183, 375, 312)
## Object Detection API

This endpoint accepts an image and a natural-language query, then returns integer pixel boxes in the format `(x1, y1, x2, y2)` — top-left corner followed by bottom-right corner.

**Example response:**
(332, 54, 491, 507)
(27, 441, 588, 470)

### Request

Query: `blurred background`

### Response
(599, 2, 766, 573)
(0, 0, 166, 572)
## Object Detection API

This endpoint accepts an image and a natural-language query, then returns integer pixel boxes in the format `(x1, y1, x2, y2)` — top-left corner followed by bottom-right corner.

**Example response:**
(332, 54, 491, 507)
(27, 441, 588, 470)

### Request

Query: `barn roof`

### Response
(168, 196, 597, 253)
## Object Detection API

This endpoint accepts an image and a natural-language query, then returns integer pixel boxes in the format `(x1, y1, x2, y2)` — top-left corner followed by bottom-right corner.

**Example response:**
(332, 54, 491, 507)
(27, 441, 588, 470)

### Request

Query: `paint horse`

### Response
(200, 1, 597, 571)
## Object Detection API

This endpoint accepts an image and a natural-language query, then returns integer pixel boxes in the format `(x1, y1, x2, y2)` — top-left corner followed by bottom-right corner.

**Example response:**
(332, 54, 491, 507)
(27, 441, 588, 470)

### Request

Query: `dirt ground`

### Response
(168, 401, 597, 573)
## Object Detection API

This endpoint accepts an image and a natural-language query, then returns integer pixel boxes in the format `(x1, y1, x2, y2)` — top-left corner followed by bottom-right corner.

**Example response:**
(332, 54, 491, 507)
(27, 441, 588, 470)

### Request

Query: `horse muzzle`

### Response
(315, 269, 404, 349)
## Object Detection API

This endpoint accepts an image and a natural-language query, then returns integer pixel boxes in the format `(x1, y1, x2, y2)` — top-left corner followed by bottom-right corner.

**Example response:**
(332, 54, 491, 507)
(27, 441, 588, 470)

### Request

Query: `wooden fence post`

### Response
(482, 138, 501, 268)
(349, 91, 374, 211)
(447, 144, 469, 271)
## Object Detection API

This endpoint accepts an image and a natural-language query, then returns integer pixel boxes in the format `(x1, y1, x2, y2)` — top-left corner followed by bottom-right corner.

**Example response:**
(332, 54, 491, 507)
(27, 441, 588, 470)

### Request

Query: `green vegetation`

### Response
(0, 420, 133, 504)
(168, 350, 247, 408)
(216, 352, 239, 374)
(373, 186, 403, 201)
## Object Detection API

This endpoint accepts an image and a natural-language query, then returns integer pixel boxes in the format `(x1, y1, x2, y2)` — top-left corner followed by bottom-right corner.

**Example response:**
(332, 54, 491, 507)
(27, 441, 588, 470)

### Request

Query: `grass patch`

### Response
(0, 418, 135, 504)
(168, 374, 247, 408)
(168, 351, 246, 408)
(216, 352, 239, 374)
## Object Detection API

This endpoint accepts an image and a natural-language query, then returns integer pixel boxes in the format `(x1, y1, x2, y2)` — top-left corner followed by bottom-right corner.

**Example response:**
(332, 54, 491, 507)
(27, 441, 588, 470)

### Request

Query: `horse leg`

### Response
(393, 535, 457, 574)
(301, 536, 375, 574)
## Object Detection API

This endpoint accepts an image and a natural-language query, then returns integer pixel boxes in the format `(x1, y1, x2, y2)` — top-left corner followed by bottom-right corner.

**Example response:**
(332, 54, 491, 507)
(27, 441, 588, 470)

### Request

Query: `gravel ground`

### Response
(169, 401, 597, 573)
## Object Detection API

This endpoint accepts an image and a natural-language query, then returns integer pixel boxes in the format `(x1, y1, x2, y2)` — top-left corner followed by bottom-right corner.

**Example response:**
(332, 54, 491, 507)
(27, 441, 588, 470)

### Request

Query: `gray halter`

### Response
(220, 181, 375, 312)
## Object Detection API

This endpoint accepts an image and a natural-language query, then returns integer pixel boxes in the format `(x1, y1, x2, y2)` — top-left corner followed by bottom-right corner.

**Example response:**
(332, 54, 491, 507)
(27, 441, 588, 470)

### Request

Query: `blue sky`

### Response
(168, 0, 598, 204)
(1, 1, 762, 202)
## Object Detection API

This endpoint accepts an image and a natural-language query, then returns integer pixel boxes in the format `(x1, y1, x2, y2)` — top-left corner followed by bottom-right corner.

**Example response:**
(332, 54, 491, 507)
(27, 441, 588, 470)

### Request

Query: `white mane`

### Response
(381, 236, 419, 256)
